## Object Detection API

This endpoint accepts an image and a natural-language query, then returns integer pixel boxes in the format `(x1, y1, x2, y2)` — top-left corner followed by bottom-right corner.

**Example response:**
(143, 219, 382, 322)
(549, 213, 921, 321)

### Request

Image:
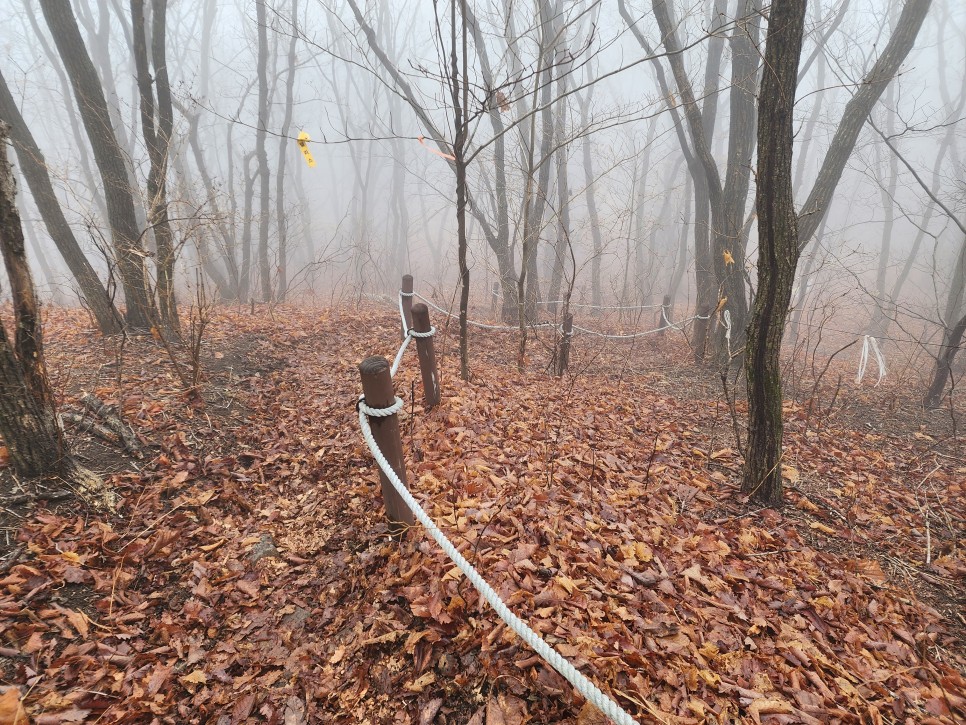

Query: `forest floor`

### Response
(0, 302, 963, 724)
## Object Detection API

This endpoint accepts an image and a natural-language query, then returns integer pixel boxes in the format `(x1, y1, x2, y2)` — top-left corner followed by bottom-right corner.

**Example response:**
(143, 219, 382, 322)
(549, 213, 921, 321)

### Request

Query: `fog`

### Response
(1, 0, 963, 355)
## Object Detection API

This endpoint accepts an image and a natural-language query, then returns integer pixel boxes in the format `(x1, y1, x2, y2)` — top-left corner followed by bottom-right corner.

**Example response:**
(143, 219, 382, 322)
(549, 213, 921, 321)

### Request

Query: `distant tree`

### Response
(255, 0, 273, 302)
(39, 0, 157, 331)
(0, 69, 123, 334)
(744, 0, 932, 504)
(0, 126, 111, 507)
(131, 0, 178, 331)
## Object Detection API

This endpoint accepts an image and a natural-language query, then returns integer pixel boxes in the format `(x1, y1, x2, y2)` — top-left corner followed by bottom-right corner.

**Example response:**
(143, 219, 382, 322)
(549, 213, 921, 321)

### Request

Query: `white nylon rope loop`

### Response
(856, 336, 870, 384)
(398, 291, 412, 336)
(869, 336, 887, 385)
(408, 326, 436, 338)
(358, 395, 404, 418)
(357, 410, 639, 725)
(660, 306, 671, 328)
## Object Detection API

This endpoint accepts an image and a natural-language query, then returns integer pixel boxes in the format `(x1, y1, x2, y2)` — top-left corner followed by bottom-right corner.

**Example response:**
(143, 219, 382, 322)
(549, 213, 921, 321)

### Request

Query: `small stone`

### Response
(248, 533, 280, 563)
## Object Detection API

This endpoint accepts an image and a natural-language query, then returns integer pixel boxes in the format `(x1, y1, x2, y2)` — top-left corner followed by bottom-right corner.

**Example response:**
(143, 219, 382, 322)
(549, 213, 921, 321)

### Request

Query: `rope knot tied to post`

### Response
(399, 290, 415, 297)
(358, 395, 404, 418)
(408, 326, 436, 338)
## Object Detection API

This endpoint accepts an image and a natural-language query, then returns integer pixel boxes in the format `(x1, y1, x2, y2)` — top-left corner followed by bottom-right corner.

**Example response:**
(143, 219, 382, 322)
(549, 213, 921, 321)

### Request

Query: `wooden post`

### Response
(658, 295, 672, 337)
(556, 313, 573, 377)
(400, 274, 414, 338)
(411, 303, 441, 409)
(358, 356, 415, 532)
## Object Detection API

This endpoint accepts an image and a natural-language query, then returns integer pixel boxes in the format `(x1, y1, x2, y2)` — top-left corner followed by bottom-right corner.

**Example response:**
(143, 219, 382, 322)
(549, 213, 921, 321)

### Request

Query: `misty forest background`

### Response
(1, 0, 963, 365)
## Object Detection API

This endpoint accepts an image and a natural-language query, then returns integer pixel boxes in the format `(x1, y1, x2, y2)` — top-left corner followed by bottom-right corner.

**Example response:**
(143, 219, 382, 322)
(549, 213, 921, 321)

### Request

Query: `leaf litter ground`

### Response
(0, 303, 963, 724)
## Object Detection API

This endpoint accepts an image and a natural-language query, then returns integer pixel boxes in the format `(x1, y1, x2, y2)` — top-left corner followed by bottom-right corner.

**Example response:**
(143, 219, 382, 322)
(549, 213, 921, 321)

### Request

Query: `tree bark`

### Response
(924, 237, 966, 408)
(742, 0, 808, 504)
(0, 125, 111, 507)
(255, 0, 272, 302)
(274, 0, 299, 302)
(0, 70, 122, 334)
(132, 0, 178, 332)
(39, 0, 156, 331)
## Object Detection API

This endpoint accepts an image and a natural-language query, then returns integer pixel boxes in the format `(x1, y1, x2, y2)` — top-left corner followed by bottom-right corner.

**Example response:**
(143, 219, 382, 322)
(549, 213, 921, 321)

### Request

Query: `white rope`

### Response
(857, 335, 886, 385)
(357, 411, 639, 725)
(572, 314, 699, 340)
(723, 310, 732, 359)
(569, 301, 662, 310)
(408, 326, 437, 338)
(660, 306, 671, 328)
(398, 291, 410, 336)
(413, 293, 554, 331)
(869, 336, 887, 385)
(856, 336, 869, 384)
(358, 396, 404, 417)
(391, 335, 412, 378)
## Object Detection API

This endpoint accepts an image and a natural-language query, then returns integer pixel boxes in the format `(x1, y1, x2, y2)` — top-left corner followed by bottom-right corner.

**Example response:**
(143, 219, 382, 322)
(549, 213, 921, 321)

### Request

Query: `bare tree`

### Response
(0, 69, 122, 334)
(39, 0, 157, 331)
(0, 126, 110, 506)
(743, 0, 933, 504)
(132, 0, 178, 331)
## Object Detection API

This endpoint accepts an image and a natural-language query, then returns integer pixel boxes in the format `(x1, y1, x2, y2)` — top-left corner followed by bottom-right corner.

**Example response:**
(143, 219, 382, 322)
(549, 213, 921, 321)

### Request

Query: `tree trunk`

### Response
(275, 0, 299, 302)
(924, 236, 966, 408)
(744, 0, 932, 504)
(40, 0, 156, 331)
(742, 0, 807, 505)
(255, 0, 272, 302)
(132, 0, 178, 332)
(0, 125, 111, 507)
(709, 0, 761, 366)
(0, 70, 122, 334)
(579, 92, 604, 309)
(452, 0, 470, 380)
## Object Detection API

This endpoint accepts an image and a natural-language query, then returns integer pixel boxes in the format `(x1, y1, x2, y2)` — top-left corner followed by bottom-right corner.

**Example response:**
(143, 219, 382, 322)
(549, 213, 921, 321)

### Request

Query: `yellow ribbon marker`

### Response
(297, 131, 316, 168)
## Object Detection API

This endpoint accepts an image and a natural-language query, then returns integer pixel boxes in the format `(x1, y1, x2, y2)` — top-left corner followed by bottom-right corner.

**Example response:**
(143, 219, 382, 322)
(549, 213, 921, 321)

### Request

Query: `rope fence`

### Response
(370, 281, 891, 383)
(355, 282, 641, 725)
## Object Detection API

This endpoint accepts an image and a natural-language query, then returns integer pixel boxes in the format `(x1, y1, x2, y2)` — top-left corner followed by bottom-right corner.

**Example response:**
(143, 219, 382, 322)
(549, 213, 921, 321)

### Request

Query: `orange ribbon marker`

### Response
(418, 135, 456, 161)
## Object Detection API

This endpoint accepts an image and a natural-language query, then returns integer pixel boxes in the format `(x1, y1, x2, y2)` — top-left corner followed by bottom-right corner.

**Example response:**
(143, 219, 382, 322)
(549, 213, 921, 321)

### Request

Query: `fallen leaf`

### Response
(0, 688, 29, 725)
(180, 670, 207, 686)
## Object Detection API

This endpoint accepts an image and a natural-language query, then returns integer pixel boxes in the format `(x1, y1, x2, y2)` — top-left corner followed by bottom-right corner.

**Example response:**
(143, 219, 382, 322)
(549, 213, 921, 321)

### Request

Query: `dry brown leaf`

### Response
(575, 701, 609, 725)
(0, 688, 29, 725)
(180, 670, 207, 685)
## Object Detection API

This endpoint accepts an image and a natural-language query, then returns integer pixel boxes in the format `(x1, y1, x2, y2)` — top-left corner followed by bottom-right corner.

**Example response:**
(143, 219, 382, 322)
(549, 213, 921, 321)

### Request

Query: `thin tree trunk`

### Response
(742, 0, 807, 504)
(132, 0, 178, 331)
(255, 0, 272, 302)
(0, 70, 122, 334)
(39, 0, 156, 331)
(0, 126, 109, 506)
(275, 0, 299, 302)
(579, 92, 604, 309)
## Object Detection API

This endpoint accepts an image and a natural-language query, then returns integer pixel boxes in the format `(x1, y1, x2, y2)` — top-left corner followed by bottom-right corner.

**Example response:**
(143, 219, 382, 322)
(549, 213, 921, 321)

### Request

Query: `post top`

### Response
(359, 356, 390, 376)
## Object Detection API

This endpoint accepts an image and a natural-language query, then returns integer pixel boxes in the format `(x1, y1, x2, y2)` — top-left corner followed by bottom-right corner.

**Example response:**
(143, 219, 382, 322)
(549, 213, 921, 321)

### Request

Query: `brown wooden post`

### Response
(658, 295, 672, 337)
(556, 313, 573, 377)
(400, 274, 414, 338)
(411, 303, 441, 409)
(358, 356, 415, 532)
